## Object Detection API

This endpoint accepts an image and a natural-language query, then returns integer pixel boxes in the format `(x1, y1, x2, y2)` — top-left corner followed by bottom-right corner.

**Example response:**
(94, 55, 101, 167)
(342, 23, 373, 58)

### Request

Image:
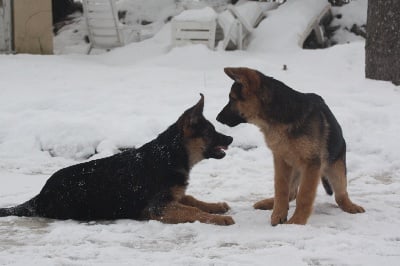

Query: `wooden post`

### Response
(0, 0, 13, 53)
(13, 0, 53, 54)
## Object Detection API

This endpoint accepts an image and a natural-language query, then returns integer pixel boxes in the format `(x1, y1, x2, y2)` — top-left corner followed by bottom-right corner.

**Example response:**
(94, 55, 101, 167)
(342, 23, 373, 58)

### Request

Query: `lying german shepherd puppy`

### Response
(0, 95, 234, 226)
(217, 67, 365, 225)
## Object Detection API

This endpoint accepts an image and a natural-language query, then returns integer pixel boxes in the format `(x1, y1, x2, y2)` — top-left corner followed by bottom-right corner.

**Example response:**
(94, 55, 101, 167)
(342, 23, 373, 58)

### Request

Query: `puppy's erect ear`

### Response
(224, 67, 261, 93)
(179, 94, 205, 137)
(190, 93, 204, 119)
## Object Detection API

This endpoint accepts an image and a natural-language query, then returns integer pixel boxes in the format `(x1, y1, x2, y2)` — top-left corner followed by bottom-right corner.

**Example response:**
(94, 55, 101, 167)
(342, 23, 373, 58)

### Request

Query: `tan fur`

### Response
(150, 186, 234, 225)
(180, 195, 230, 214)
(325, 159, 365, 213)
(222, 67, 364, 225)
(152, 202, 234, 225)
(185, 138, 206, 169)
(225, 67, 261, 93)
(171, 186, 186, 202)
(253, 169, 299, 210)
(136, 94, 235, 226)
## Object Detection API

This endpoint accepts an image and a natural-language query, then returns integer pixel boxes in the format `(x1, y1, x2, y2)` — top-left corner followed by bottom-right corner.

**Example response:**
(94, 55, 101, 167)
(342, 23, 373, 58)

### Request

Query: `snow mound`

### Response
(174, 7, 217, 21)
(330, 0, 367, 45)
(249, 0, 330, 52)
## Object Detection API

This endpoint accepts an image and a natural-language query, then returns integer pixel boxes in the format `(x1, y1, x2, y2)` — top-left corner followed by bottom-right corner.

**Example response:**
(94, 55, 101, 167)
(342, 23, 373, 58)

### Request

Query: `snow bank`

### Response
(249, 0, 330, 52)
(330, 0, 367, 44)
(174, 7, 217, 22)
(1, 41, 400, 265)
(97, 23, 173, 65)
(331, 0, 367, 28)
(117, 0, 177, 25)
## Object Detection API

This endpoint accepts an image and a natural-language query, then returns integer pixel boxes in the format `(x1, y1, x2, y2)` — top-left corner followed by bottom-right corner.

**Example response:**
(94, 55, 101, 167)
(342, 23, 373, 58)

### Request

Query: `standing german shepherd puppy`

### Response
(217, 67, 364, 225)
(0, 95, 235, 226)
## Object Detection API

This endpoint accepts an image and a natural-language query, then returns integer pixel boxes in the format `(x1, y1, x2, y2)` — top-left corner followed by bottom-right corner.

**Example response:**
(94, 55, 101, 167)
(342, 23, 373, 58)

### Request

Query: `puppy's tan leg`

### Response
(254, 169, 299, 210)
(288, 169, 300, 201)
(286, 163, 320, 225)
(254, 197, 274, 210)
(326, 159, 365, 213)
(150, 202, 235, 226)
(180, 195, 230, 214)
(270, 155, 292, 226)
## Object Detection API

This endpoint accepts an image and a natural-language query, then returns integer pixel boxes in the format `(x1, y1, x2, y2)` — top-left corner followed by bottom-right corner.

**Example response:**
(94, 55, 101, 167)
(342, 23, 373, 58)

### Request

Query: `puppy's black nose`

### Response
(216, 112, 224, 123)
(221, 135, 233, 146)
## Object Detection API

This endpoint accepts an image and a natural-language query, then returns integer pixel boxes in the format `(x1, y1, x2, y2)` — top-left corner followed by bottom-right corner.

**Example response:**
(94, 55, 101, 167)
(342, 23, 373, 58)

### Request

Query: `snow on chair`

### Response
(82, 0, 140, 54)
(171, 7, 218, 50)
(218, 9, 243, 50)
(298, 2, 331, 48)
(228, 2, 264, 35)
(220, 1, 279, 50)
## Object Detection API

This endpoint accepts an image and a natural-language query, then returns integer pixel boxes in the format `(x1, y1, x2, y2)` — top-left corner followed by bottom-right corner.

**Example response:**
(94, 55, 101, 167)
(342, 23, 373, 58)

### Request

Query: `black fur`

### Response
(260, 75, 347, 165)
(322, 177, 334, 196)
(261, 75, 347, 194)
(218, 71, 348, 196)
(218, 68, 365, 223)
(1, 125, 189, 220)
(260, 76, 313, 124)
(0, 97, 233, 221)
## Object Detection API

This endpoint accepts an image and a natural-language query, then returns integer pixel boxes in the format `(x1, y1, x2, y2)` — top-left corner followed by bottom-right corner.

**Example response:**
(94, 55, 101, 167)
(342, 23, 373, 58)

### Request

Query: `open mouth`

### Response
(205, 135, 233, 160)
(213, 145, 229, 159)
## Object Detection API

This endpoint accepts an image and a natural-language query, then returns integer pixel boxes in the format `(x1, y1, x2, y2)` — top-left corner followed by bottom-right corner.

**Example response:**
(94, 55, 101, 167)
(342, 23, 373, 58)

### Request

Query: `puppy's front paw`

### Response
(212, 202, 230, 214)
(202, 202, 230, 214)
(253, 198, 274, 210)
(340, 202, 365, 214)
(270, 210, 288, 226)
(210, 215, 235, 226)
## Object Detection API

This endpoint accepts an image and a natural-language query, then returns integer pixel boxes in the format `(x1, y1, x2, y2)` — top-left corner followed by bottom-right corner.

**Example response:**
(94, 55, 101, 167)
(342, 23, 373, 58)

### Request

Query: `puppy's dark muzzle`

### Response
(208, 133, 233, 159)
(216, 106, 246, 127)
(216, 112, 225, 124)
(220, 134, 233, 146)
(216, 106, 229, 124)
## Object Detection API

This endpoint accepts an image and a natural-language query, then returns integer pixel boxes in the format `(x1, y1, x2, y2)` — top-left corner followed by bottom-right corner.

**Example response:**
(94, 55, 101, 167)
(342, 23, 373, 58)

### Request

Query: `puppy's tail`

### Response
(321, 177, 333, 196)
(0, 196, 38, 217)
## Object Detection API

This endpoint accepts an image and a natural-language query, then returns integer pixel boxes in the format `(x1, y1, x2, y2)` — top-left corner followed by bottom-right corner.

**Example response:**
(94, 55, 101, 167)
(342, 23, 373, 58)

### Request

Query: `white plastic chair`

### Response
(82, 0, 141, 53)
(217, 10, 243, 50)
(298, 3, 331, 47)
(171, 7, 218, 50)
(219, 1, 278, 50)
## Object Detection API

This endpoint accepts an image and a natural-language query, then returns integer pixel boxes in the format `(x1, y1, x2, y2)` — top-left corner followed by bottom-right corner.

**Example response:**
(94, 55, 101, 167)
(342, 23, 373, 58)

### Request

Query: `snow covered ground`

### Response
(1, 0, 399, 265)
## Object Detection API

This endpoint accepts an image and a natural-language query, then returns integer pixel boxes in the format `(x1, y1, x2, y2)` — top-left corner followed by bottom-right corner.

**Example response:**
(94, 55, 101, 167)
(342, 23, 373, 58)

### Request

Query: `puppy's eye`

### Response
(203, 125, 214, 136)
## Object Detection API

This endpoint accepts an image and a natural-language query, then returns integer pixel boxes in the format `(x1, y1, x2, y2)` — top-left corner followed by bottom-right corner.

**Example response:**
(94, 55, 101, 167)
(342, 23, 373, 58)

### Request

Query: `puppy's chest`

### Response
(259, 123, 289, 150)
(260, 124, 308, 165)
